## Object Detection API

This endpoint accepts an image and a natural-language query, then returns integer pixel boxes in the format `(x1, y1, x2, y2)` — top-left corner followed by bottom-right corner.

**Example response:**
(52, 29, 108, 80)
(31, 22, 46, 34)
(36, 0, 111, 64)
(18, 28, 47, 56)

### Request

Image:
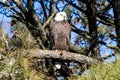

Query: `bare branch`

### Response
(0, 1, 9, 7)
(13, 0, 27, 15)
(40, 0, 48, 20)
(71, 24, 91, 40)
(27, 0, 33, 10)
(69, 43, 86, 54)
(42, 11, 57, 29)
(66, 0, 86, 13)
(27, 49, 100, 65)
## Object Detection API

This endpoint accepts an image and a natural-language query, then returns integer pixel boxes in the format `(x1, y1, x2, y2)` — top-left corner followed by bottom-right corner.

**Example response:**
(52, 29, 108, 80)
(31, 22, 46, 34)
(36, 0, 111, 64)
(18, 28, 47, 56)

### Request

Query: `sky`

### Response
(0, 13, 11, 34)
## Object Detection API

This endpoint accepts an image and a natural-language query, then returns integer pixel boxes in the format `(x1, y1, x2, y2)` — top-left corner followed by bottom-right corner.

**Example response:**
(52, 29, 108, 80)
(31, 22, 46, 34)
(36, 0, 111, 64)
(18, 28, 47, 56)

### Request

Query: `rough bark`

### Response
(110, 0, 120, 48)
(86, 0, 100, 58)
(26, 49, 100, 65)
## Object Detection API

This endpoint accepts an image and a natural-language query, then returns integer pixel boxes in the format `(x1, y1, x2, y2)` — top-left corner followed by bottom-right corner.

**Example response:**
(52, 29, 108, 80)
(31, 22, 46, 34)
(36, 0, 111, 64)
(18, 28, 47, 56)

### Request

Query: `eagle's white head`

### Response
(54, 12, 67, 21)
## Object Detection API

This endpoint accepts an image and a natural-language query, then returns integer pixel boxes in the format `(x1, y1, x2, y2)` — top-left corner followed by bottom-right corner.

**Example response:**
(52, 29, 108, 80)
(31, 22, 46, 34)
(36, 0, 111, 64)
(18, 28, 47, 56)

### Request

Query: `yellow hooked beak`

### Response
(61, 14, 66, 19)
(62, 14, 66, 19)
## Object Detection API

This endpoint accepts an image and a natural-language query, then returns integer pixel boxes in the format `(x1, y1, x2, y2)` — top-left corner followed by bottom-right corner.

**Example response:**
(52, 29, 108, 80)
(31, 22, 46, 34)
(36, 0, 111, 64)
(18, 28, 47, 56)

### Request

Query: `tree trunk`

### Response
(13, 0, 48, 49)
(86, 0, 100, 58)
(111, 0, 120, 48)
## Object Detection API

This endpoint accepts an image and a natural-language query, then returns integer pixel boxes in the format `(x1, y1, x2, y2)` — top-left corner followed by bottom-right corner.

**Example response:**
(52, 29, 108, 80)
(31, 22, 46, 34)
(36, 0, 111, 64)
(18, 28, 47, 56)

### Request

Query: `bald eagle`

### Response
(49, 12, 71, 77)
(50, 12, 71, 51)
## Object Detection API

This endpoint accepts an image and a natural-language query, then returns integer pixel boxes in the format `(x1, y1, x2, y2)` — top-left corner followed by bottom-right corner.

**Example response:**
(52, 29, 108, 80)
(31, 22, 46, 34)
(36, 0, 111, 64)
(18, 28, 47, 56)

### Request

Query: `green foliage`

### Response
(64, 5, 72, 18)
(73, 59, 120, 80)
(15, 22, 39, 49)
(12, 54, 25, 80)
(0, 22, 44, 80)
(97, 25, 114, 35)
(0, 51, 46, 80)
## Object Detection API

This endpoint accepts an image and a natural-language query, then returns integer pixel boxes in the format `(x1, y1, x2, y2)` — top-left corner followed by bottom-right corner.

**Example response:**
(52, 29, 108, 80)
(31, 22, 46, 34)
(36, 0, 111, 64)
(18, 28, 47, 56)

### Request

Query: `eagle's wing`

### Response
(50, 21, 57, 50)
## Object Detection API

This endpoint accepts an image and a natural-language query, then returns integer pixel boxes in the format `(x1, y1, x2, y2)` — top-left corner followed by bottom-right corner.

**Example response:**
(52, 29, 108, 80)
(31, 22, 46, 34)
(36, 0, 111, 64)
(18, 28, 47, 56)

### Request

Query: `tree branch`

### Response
(66, 0, 86, 13)
(27, 0, 33, 10)
(0, 1, 9, 7)
(27, 49, 100, 65)
(13, 0, 27, 15)
(97, 13, 114, 26)
(40, 0, 48, 20)
(69, 43, 86, 54)
(71, 24, 91, 40)
(42, 11, 57, 29)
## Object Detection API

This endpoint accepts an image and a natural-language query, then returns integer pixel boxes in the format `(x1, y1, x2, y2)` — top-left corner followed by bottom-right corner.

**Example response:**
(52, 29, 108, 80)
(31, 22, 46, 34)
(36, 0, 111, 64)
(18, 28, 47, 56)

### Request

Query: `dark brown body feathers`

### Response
(50, 20, 71, 51)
